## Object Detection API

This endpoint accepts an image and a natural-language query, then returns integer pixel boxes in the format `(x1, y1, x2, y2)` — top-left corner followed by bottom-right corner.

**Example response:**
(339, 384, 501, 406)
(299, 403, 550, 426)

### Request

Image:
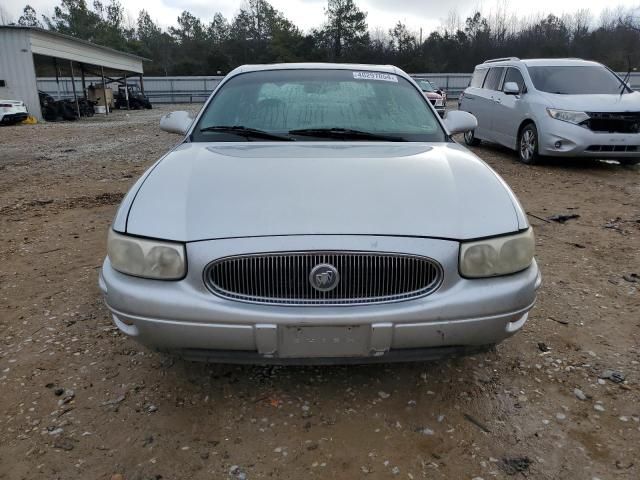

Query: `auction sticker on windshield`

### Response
(353, 71, 398, 82)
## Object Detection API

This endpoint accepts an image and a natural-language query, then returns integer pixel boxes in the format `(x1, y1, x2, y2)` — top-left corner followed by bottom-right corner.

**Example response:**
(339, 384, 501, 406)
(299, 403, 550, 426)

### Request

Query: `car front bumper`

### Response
(99, 235, 541, 364)
(0, 112, 28, 124)
(539, 118, 640, 158)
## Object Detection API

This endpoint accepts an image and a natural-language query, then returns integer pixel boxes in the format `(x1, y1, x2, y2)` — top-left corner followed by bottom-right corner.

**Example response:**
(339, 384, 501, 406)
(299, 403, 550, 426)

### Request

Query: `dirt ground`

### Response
(1, 105, 639, 480)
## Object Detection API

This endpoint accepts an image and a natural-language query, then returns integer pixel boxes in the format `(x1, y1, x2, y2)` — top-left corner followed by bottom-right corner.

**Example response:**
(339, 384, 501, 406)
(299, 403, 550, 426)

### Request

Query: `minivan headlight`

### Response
(546, 108, 589, 125)
(107, 230, 186, 279)
(460, 228, 535, 278)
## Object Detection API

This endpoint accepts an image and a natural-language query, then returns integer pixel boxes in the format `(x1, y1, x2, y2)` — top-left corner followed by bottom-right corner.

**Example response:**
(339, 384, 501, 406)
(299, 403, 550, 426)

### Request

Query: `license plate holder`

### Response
(279, 325, 369, 358)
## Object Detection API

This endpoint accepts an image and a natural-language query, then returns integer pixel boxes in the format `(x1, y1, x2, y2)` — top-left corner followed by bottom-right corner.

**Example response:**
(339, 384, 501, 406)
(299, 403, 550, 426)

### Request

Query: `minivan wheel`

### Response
(464, 130, 481, 146)
(518, 124, 540, 164)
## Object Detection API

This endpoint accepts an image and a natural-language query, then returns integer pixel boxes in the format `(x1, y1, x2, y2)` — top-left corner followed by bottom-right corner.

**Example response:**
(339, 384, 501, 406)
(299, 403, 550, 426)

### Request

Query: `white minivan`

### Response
(459, 57, 640, 165)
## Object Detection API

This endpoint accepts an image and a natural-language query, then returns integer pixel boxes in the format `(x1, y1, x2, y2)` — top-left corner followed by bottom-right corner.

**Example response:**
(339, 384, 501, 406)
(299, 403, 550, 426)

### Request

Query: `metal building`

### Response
(0, 26, 145, 120)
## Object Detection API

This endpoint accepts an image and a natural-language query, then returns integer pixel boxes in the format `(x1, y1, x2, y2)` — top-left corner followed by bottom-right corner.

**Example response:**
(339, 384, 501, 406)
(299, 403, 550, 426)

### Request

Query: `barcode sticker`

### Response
(352, 72, 398, 82)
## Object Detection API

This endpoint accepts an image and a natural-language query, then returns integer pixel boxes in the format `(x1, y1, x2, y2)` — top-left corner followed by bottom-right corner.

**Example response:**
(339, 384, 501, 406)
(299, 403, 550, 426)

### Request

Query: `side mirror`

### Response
(160, 110, 193, 135)
(503, 82, 520, 95)
(443, 110, 477, 135)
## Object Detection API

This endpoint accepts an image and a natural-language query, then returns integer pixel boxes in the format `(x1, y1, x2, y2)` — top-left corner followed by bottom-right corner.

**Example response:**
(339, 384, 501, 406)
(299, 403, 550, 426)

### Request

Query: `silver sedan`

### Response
(99, 63, 541, 364)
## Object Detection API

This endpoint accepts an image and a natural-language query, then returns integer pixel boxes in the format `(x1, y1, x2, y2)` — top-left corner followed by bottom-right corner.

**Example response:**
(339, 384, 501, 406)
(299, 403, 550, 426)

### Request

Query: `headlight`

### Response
(435, 99, 444, 106)
(460, 228, 535, 278)
(546, 108, 589, 125)
(107, 230, 186, 279)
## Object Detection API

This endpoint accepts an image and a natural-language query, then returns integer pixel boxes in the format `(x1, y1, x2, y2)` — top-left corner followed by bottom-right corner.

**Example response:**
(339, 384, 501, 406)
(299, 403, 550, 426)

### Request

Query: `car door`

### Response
(491, 67, 528, 149)
(463, 67, 504, 142)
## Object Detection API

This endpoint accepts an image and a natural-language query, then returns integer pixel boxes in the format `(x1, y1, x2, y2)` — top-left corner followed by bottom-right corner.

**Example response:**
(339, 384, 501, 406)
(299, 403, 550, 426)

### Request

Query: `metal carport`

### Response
(0, 26, 146, 120)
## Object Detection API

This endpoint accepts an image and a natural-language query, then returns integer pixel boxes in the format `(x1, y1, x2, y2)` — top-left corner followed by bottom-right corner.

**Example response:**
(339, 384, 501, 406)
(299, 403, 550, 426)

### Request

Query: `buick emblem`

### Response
(309, 263, 340, 292)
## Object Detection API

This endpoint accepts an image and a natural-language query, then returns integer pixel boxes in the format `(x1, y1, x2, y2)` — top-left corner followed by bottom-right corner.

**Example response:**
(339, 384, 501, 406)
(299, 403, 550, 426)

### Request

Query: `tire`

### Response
(464, 129, 481, 146)
(518, 123, 540, 164)
(43, 106, 57, 122)
(619, 158, 640, 166)
(60, 103, 77, 121)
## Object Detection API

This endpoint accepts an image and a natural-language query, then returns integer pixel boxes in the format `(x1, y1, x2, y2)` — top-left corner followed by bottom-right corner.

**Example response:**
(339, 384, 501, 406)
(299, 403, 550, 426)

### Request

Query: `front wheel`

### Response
(464, 129, 481, 146)
(518, 124, 540, 164)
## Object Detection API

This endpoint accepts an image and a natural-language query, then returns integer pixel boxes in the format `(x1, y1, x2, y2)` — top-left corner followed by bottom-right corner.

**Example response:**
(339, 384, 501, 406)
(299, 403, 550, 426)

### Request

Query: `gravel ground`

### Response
(1, 105, 639, 480)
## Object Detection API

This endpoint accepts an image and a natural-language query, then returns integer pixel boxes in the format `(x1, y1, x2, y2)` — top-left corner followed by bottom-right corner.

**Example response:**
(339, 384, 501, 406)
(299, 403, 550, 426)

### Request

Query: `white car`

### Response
(0, 99, 28, 125)
(459, 57, 640, 165)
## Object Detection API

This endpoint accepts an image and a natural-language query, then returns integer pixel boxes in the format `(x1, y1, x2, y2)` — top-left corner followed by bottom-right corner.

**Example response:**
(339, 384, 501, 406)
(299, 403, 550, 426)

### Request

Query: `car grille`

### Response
(586, 145, 639, 152)
(203, 252, 442, 305)
(585, 112, 640, 133)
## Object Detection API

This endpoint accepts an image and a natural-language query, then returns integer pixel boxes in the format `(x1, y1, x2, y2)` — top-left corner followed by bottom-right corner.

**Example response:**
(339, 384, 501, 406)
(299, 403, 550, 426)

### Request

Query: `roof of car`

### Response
(521, 58, 601, 67)
(478, 58, 602, 68)
(228, 63, 405, 76)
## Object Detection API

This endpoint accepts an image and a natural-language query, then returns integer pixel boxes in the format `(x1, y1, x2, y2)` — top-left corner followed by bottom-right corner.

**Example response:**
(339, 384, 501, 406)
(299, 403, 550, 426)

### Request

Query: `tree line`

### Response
(8, 0, 640, 75)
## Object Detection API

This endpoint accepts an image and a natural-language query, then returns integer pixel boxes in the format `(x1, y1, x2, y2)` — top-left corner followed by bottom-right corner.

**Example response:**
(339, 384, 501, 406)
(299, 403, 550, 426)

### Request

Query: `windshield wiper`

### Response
(199, 125, 294, 141)
(288, 128, 406, 142)
(619, 56, 632, 96)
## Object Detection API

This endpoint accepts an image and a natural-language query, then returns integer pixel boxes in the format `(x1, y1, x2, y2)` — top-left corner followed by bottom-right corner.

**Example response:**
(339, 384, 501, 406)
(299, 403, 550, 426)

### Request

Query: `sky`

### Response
(1, 0, 639, 34)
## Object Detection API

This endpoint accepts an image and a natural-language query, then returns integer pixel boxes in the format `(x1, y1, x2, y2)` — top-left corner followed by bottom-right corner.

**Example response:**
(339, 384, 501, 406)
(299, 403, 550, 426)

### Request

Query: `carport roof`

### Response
(0, 25, 148, 73)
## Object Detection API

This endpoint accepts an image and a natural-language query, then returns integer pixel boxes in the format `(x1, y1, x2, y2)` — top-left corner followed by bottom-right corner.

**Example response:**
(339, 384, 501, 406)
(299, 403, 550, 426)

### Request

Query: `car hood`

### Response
(541, 91, 640, 112)
(125, 142, 523, 242)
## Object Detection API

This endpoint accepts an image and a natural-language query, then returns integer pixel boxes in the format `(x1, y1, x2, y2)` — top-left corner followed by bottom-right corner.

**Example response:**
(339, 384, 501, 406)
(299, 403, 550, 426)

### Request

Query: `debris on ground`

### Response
(548, 317, 569, 325)
(463, 414, 491, 433)
(547, 213, 580, 223)
(53, 437, 76, 451)
(574, 388, 588, 401)
(501, 456, 531, 475)
(58, 389, 75, 406)
(599, 370, 625, 383)
(101, 394, 126, 407)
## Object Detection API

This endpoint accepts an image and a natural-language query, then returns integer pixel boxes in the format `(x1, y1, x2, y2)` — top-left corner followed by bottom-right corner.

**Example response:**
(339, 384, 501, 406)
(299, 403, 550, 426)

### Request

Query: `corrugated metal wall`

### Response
(0, 29, 41, 119)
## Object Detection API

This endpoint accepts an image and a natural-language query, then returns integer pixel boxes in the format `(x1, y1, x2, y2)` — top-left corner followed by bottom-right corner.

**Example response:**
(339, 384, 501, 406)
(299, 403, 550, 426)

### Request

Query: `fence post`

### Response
(170, 79, 175, 104)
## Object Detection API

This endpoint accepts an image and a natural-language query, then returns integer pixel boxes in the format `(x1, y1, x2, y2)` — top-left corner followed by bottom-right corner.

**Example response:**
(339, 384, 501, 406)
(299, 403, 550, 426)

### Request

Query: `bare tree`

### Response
(442, 8, 462, 34)
(0, 4, 13, 25)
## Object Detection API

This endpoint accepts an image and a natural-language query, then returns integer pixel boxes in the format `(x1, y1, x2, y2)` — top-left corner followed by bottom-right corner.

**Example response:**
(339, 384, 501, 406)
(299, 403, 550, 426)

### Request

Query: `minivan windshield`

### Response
(192, 69, 445, 142)
(528, 65, 629, 95)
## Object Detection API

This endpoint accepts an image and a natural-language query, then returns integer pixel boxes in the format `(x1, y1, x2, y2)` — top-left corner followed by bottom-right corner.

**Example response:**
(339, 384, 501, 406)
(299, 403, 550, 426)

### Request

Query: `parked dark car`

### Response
(114, 85, 152, 110)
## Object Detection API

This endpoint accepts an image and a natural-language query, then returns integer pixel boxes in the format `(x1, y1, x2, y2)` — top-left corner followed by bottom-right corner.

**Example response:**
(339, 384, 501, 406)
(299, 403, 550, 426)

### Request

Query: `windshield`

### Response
(192, 69, 445, 142)
(528, 65, 629, 95)
(417, 80, 435, 92)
